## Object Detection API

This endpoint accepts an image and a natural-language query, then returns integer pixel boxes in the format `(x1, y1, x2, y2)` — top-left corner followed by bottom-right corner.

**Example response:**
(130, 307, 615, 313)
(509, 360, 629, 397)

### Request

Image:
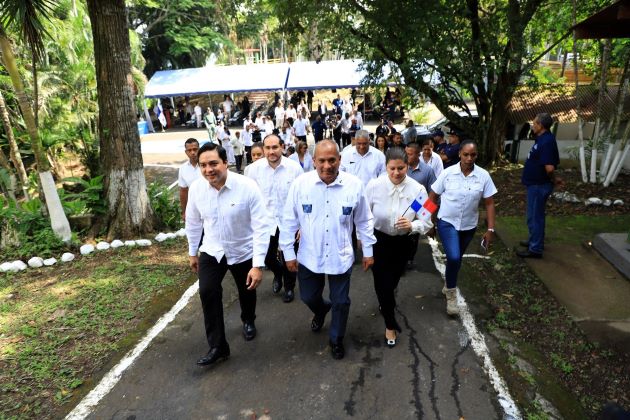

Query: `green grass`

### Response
(498, 214, 630, 245)
(0, 239, 193, 419)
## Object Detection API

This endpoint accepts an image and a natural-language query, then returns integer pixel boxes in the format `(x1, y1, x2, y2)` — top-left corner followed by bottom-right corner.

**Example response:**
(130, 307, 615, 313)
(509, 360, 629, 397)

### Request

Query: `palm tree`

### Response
(0, 2, 71, 241)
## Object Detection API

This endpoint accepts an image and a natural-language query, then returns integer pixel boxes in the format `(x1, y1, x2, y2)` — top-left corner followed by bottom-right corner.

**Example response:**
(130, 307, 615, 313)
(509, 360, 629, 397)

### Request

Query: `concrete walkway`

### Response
(81, 241, 505, 419)
(498, 229, 630, 352)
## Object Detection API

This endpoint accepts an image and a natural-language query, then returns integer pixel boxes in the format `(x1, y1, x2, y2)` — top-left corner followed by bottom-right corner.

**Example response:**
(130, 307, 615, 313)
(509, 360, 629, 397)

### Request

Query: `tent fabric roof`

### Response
(144, 60, 370, 98)
(284, 59, 367, 90)
(573, 0, 630, 39)
(144, 62, 290, 98)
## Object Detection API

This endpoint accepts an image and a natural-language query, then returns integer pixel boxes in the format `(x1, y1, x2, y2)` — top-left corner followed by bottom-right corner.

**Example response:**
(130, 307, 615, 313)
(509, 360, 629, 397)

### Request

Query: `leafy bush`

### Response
(148, 182, 182, 231)
(60, 175, 106, 216)
(0, 197, 77, 259)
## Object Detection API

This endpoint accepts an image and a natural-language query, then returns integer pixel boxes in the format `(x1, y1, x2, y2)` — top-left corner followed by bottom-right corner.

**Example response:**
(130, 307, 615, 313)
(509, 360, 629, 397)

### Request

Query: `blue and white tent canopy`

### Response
(143, 60, 374, 98)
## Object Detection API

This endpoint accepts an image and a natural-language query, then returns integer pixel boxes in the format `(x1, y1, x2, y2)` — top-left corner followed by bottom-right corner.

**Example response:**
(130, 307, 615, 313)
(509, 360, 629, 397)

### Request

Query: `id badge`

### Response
(302, 204, 313, 214)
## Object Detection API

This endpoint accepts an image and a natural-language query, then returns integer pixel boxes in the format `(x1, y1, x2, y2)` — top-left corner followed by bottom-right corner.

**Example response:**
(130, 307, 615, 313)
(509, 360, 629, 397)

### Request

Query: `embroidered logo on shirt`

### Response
(302, 204, 312, 213)
(342, 206, 353, 215)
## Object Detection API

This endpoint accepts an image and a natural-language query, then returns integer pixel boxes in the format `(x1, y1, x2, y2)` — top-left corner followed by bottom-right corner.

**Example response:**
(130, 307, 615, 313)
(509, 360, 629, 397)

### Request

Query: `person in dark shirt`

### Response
(432, 130, 447, 154)
(440, 129, 462, 168)
(311, 115, 327, 142)
(517, 112, 563, 259)
(375, 118, 389, 137)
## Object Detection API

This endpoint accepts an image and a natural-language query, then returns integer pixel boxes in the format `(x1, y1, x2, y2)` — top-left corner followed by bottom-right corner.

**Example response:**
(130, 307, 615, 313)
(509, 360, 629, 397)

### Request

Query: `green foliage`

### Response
(59, 175, 106, 216)
(147, 181, 182, 231)
(0, 196, 73, 258)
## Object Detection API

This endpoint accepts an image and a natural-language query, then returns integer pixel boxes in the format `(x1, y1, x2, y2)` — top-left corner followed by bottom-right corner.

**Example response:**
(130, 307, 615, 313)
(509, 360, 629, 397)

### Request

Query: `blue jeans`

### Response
(437, 219, 476, 289)
(526, 183, 553, 254)
(298, 264, 352, 343)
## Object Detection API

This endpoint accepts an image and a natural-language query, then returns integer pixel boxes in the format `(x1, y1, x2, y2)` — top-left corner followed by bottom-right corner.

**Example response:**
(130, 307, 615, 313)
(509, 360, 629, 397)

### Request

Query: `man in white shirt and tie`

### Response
(246, 134, 303, 302)
(340, 130, 386, 186)
(280, 140, 376, 360)
(178, 138, 202, 221)
(186, 142, 272, 367)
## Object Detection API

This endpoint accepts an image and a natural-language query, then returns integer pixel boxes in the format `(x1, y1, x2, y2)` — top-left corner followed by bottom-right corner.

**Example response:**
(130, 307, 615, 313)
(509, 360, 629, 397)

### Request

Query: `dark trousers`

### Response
(235, 154, 243, 172)
(436, 219, 476, 289)
(198, 253, 256, 349)
(526, 183, 553, 254)
(296, 135, 307, 143)
(407, 233, 420, 262)
(264, 228, 296, 291)
(372, 230, 413, 330)
(298, 264, 352, 343)
(341, 133, 351, 147)
(244, 146, 252, 164)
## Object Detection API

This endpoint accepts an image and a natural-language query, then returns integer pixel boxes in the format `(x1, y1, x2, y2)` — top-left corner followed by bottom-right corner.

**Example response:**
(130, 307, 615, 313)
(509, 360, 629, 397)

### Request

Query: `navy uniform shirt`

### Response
(521, 131, 559, 186)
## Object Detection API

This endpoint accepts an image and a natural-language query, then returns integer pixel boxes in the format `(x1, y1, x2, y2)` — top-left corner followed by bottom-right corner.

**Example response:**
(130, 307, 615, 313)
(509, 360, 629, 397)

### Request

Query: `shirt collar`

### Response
(453, 162, 477, 177)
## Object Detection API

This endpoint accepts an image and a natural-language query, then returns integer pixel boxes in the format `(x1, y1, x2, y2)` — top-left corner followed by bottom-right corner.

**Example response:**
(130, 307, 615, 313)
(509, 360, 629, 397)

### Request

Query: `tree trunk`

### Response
(0, 89, 29, 199)
(0, 28, 71, 241)
(86, 0, 154, 240)
(572, 0, 588, 182)
(0, 146, 16, 201)
(590, 39, 611, 183)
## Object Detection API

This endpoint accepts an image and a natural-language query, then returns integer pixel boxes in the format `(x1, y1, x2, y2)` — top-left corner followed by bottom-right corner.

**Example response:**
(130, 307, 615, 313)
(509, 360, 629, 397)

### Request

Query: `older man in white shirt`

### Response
(186, 142, 272, 367)
(247, 134, 303, 302)
(280, 140, 376, 360)
(340, 129, 386, 186)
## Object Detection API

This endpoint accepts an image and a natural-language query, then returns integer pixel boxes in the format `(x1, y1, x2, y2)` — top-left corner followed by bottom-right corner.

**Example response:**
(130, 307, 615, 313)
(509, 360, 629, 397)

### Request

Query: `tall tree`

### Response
(274, 0, 570, 164)
(0, 0, 71, 241)
(0, 89, 29, 199)
(85, 0, 153, 239)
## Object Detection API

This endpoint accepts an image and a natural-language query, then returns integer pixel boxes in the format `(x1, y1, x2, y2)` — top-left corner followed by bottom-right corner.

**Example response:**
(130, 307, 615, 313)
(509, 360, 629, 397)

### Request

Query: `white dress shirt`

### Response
(280, 171, 376, 275)
(340, 146, 386, 186)
(289, 152, 314, 172)
(185, 173, 272, 267)
(293, 118, 308, 136)
(286, 108, 297, 120)
(431, 163, 497, 231)
(242, 120, 253, 146)
(178, 161, 201, 188)
(424, 151, 444, 178)
(366, 174, 433, 236)
(246, 156, 304, 234)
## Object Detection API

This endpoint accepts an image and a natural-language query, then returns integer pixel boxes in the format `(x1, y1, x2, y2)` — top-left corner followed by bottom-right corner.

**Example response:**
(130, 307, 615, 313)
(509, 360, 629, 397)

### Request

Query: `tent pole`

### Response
(143, 98, 155, 133)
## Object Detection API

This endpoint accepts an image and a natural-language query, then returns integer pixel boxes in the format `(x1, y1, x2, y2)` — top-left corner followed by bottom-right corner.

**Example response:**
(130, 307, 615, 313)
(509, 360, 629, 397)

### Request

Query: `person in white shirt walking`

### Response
(274, 101, 285, 128)
(421, 138, 444, 178)
(292, 113, 309, 143)
(366, 148, 433, 348)
(242, 116, 255, 163)
(280, 140, 376, 360)
(429, 140, 497, 316)
(194, 102, 203, 128)
(185, 142, 272, 367)
(231, 131, 245, 173)
(178, 138, 202, 221)
(340, 130, 386, 186)
(247, 134, 304, 302)
(289, 141, 314, 172)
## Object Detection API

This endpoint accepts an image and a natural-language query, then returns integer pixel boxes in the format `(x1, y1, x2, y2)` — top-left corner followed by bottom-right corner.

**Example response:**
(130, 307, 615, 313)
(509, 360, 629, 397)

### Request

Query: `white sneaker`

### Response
(445, 288, 459, 316)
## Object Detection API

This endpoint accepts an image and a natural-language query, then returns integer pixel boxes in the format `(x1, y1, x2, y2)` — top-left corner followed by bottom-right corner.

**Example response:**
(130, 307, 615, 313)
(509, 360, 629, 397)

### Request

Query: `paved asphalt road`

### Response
(86, 239, 504, 419)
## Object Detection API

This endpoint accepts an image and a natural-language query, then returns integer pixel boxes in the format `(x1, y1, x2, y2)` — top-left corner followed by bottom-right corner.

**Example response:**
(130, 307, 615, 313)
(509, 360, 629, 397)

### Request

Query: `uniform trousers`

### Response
(298, 264, 352, 343)
(372, 230, 413, 330)
(264, 228, 297, 291)
(198, 253, 256, 349)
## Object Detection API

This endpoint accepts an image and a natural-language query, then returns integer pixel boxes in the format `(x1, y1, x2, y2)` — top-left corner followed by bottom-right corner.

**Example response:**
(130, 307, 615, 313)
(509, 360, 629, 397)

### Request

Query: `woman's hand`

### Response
(395, 217, 412, 232)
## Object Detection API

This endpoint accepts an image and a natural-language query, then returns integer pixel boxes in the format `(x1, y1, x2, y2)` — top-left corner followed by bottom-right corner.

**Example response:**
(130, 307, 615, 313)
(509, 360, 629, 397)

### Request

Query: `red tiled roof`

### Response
(507, 84, 630, 124)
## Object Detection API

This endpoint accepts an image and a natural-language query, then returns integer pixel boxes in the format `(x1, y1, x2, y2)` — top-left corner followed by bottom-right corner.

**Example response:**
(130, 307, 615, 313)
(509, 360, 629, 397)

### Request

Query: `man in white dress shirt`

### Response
(246, 134, 303, 302)
(178, 138, 202, 221)
(280, 140, 376, 360)
(185, 142, 271, 367)
(292, 113, 309, 143)
(340, 130, 386, 186)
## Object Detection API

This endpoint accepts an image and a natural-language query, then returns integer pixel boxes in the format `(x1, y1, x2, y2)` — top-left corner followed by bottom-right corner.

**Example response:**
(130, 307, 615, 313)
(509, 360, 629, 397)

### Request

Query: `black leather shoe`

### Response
(516, 249, 542, 259)
(519, 240, 530, 247)
(196, 346, 230, 366)
(282, 289, 294, 303)
(272, 276, 282, 294)
(329, 340, 345, 360)
(243, 321, 257, 341)
(311, 304, 332, 332)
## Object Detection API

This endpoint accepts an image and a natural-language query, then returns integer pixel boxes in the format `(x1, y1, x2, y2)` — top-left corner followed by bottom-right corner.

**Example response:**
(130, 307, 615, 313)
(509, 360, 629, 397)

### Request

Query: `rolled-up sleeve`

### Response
(279, 181, 300, 261)
(354, 185, 376, 258)
(185, 186, 203, 256)
(248, 185, 272, 267)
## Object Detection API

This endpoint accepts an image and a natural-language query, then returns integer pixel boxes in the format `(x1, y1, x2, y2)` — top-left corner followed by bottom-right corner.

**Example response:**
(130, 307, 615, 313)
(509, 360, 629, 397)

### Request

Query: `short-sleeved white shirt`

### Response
(178, 161, 201, 188)
(293, 118, 308, 136)
(430, 163, 497, 231)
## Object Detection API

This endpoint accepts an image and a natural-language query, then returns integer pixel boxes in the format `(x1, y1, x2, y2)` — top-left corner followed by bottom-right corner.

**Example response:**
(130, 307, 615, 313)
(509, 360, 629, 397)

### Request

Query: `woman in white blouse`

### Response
(366, 148, 433, 348)
(289, 141, 314, 171)
(421, 138, 444, 177)
(429, 140, 497, 316)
